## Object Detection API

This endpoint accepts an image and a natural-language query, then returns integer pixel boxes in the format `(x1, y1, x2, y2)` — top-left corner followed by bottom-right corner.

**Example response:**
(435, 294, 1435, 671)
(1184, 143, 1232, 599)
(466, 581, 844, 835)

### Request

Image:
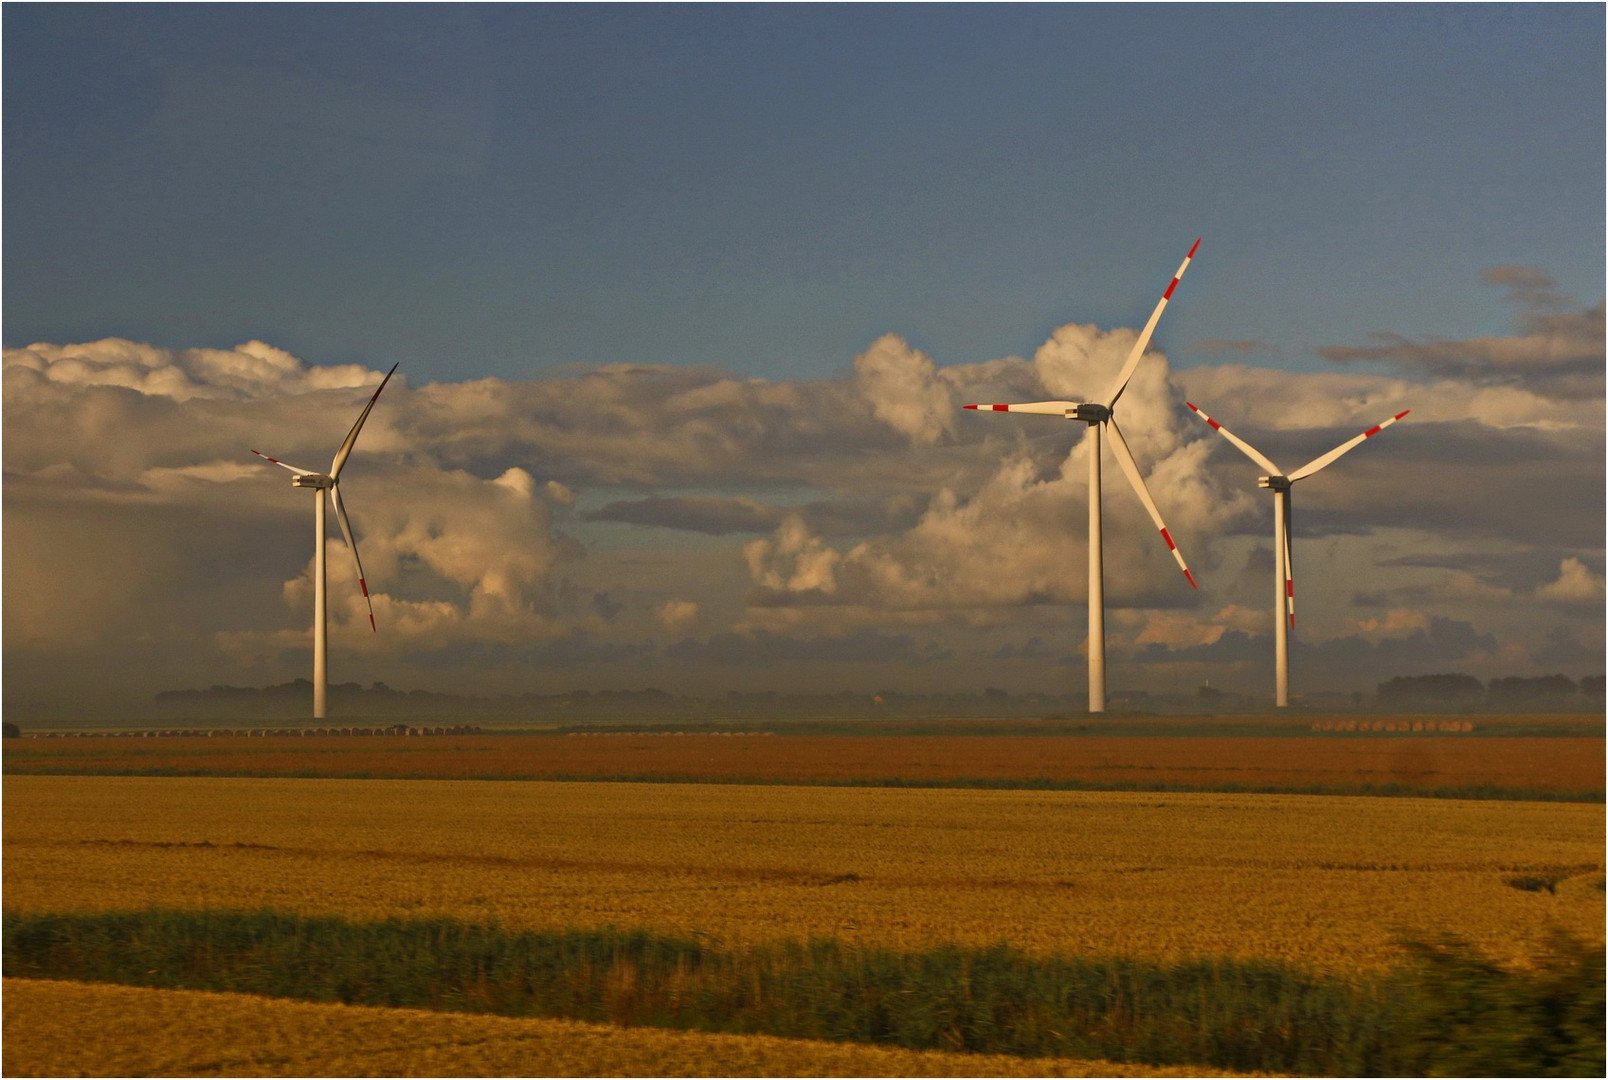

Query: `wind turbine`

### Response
(964, 240, 1201, 713)
(251, 364, 398, 719)
(1185, 401, 1409, 707)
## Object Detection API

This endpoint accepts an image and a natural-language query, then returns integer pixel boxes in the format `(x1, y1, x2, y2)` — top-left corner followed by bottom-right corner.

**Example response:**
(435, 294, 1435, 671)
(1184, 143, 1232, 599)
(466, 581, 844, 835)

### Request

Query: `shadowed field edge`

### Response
(0, 978, 1257, 1078)
(4, 909, 1602, 1077)
(3, 766, 1600, 802)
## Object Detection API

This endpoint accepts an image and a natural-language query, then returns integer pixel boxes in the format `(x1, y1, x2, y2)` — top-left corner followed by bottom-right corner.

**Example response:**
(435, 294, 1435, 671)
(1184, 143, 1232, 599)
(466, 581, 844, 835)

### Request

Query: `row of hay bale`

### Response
(563, 730, 773, 737)
(1310, 719, 1474, 733)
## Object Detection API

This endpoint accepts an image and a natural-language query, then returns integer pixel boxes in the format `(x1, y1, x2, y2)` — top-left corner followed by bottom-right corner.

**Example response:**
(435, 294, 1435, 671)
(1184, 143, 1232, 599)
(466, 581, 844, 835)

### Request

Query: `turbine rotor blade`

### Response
(250, 449, 317, 476)
(329, 363, 399, 480)
(962, 401, 1079, 416)
(1283, 494, 1295, 631)
(1103, 238, 1200, 409)
(1105, 419, 1197, 589)
(330, 482, 377, 632)
(1184, 402, 1282, 474)
(1288, 409, 1409, 482)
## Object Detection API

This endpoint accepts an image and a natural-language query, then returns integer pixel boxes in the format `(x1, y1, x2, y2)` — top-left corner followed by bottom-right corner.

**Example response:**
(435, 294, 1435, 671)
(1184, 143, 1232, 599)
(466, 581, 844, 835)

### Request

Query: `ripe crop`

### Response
(6, 775, 1601, 973)
(3, 978, 1239, 1078)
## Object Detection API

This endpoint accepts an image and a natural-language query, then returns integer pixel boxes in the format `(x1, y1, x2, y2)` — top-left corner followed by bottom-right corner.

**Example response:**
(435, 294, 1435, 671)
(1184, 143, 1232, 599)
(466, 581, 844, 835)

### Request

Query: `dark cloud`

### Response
(1381, 550, 1603, 592)
(1480, 265, 1569, 311)
(990, 636, 1066, 661)
(665, 628, 949, 666)
(591, 496, 780, 535)
(1534, 625, 1604, 670)
(590, 592, 625, 620)
(1201, 419, 1604, 548)
(1327, 425, 1603, 548)
(588, 493, 927, 537)
(407, 632, 652, 669)
(1131, 616, 1498, 690)
(1318, 270, 1603, 396)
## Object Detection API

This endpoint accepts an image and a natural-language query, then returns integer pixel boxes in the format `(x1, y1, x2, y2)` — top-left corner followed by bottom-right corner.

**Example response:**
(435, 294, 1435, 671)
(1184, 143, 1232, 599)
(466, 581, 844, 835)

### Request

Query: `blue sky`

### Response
(7, 5, 1602, 379)
(4, 5, 1603, 711)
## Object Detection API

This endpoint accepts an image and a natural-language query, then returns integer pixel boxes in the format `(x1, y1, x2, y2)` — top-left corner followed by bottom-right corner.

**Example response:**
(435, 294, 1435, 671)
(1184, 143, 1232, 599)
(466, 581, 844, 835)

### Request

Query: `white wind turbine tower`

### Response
(251, 364, 398, 719)
(1185, 400, 1409, 707)
(964, 240, 1201, 713)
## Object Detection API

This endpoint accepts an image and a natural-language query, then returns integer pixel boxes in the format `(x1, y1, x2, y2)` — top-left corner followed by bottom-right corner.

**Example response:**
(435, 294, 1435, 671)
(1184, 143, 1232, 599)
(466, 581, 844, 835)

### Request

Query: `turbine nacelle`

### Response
(291, 474, 335, 490)
(1072, 403, 1110, 423)
(1257, 475, 1292, 492)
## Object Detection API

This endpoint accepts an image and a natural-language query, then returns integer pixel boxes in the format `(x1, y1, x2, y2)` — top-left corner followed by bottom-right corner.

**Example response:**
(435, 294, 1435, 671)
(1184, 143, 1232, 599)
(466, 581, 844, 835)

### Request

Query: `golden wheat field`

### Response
(1, 979, 1262, 1078)
(6, 775, 1601, 972)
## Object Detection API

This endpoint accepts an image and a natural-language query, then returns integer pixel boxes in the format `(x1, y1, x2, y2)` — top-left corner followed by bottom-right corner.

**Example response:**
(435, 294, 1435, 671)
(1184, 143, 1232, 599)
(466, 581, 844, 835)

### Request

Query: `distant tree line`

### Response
(1378, 673, 1605, 711)
(142, 673, 1605, 723)
(151, 681, 1094, 722)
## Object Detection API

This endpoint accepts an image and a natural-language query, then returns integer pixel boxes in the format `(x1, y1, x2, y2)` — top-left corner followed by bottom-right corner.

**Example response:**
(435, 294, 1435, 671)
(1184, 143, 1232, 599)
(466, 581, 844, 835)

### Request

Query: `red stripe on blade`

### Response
(1183, 568, 1198, 589)
(1188, 238, 1201, 257)
(1364, 424, 1382, 437)
(1287, 581, 1294, 597)
(1160, 528, 1178, 551)
(963, 404, 978, 410)
(360, 579, 369, 597)
(1163, 278, 1178, 299)
(992, 404, 1009, 411)
(368, 614, 376, 632)
(1207, 418, 1221, 430)
(1394, 409, 1410, 420)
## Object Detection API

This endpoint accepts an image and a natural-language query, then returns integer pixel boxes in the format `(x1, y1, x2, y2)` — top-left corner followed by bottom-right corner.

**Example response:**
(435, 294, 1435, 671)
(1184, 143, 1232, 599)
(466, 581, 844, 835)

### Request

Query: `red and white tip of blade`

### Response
(1185, 402, 1223, 430)
(1159, 528, 1197, 589)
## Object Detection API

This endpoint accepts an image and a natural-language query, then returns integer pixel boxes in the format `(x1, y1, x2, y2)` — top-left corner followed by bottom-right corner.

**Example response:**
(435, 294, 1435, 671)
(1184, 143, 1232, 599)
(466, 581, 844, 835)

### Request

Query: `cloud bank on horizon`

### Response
(4, 268, 1601, 708)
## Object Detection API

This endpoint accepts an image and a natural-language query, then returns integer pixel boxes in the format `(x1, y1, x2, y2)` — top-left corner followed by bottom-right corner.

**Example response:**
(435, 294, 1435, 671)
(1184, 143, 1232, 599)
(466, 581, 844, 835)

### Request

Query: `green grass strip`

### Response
(2, 765, 1600, 802)
(3, 910, 1601, 1076)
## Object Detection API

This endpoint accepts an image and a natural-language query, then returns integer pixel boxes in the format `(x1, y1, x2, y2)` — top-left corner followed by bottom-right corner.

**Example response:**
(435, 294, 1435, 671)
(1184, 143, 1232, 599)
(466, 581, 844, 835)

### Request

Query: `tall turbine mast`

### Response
(252, 363, 398, 719)
(965, 241, 1201, 713)
(1186, 401, 1408, 706)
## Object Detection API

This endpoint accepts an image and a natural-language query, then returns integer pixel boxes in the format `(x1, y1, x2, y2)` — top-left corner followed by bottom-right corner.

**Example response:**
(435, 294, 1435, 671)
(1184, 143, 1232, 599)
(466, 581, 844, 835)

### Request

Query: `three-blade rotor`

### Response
(961, 403, 1197, 589)
(251, 364, 399, 631)
(962, 240, 1204, 591)
(1186, 402, 1411, 630)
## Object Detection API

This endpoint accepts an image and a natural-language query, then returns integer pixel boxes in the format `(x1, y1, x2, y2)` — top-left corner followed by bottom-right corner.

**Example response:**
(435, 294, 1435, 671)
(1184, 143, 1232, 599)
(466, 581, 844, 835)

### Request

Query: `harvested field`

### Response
(5, 731, 1602, 798)
(2, 979, 1248, 1077)
(6, 775, 1601, 972)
